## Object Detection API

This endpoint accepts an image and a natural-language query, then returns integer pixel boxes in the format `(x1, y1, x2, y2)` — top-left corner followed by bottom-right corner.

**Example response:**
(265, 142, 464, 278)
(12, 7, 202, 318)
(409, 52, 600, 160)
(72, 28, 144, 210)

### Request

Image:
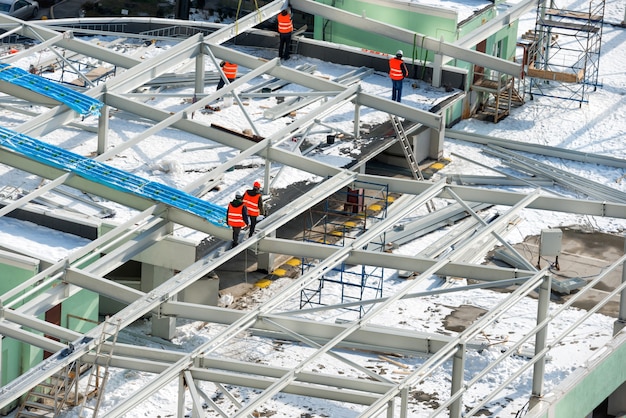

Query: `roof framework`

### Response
(0, 2, 624, 417)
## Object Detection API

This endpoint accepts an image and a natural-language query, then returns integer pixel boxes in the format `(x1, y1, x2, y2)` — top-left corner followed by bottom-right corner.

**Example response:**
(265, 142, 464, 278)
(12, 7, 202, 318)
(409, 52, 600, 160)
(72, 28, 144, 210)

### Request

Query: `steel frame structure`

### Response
(0, 2, 624, 417)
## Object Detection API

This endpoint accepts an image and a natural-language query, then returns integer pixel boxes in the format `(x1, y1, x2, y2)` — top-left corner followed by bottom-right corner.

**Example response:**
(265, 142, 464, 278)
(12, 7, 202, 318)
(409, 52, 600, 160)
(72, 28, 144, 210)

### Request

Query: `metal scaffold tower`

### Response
(299, 180, 390, 317)
(525, 0, 605, 105)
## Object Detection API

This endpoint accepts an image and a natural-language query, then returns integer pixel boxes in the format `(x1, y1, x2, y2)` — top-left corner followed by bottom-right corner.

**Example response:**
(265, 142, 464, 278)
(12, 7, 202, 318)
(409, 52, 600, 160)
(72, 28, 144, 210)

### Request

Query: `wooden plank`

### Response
(544, 8, 603, 22)
(210, 123, 265, 143)
(527, 62, 584, 83)
(70, 66, 115, 87)
(538, 18, 599, 33)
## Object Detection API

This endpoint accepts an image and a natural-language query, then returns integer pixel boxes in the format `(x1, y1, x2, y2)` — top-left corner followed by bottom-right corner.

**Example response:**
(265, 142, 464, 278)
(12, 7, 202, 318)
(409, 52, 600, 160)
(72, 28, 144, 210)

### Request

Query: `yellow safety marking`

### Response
(369, 204, 382, 211)
(387, 196, 395, 203)
(330, 230, 344, 237)
(255, 278, 272, 288)
(286, 258, 301, 266)
(430, 162, 445, 170)
(344, 221, 357, 228)
(272, 268, 287, 276)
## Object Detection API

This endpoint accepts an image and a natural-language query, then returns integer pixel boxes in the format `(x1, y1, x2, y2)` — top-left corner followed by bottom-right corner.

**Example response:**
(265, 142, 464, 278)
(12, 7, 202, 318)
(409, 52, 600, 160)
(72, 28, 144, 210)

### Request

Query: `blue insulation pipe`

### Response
(0, 127, 227, 227)
(0, 64, 103, 117)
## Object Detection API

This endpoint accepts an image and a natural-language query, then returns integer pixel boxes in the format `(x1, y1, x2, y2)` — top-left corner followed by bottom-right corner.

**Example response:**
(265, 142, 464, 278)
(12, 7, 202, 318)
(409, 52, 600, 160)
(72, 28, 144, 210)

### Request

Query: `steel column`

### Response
(449, 343, 466, 418)
(532, 274, 552, 398)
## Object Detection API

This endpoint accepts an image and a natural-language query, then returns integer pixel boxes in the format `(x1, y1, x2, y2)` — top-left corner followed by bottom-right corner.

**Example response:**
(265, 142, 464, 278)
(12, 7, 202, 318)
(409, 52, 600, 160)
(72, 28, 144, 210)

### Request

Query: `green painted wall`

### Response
(0, 261, 38, 386)
(314, 0, 457, 62)
(550, 340, 626, 417)
(1, 253, 99, 388)
(63, 289, 99, 333)
(0, 262, 37, 302)
(2, 338, 22, 386)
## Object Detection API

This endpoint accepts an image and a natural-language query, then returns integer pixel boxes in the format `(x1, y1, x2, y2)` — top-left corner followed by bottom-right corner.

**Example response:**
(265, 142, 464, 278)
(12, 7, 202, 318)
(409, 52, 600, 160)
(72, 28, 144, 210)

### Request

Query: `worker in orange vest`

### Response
(242, 181, 264, 237)
(226, 192, 249, 248)
(277, 7, 293, 60)
(389, 50, 409, 102)
(217, 61, 238, 91)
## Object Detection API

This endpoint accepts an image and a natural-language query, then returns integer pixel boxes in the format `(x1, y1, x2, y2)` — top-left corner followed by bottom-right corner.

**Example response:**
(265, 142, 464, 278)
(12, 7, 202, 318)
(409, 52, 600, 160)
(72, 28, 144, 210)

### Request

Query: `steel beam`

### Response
(255, 237, 535, 280)
(454, 0, 537, 48)
(0, 16, 141, 69)
(290, 0, 521, 76)
(356, 173, 626, 219)
(446, 129, 626, 169)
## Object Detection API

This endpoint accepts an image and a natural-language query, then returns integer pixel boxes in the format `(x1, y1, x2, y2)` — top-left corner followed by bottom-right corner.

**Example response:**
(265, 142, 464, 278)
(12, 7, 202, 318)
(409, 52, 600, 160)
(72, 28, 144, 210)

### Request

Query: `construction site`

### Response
(0, 0, 625, 417)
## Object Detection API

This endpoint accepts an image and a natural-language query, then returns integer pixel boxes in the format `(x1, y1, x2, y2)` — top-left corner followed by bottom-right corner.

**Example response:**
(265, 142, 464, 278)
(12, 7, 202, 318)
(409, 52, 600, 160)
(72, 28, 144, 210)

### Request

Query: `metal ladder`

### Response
(78, 317, 122, 418)
(389, 115, 435, 212)
(15, 360, 81, 418)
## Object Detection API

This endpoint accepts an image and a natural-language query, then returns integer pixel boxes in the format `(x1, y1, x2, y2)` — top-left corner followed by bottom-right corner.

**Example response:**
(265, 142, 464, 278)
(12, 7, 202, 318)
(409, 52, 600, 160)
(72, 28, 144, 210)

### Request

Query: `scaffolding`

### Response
(299, 180, 390, 317)
(525, 0, 605, 105)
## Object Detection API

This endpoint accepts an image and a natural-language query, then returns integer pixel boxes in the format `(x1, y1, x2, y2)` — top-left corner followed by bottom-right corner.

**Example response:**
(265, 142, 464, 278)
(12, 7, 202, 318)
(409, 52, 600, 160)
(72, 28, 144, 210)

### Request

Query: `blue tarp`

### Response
(0, 127, 227, 227)
(0, 64, 103, 117)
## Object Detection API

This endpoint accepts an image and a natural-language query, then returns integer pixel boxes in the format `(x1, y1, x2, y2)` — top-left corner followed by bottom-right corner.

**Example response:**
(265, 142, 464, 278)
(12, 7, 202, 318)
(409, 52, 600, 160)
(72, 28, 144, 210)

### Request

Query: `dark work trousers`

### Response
(217, 77, 235, 91)
(391, 79, 404, 102)
(279, 32, 292, 59)
(248, 216, 258, 237)
(231, 227, 241, 247)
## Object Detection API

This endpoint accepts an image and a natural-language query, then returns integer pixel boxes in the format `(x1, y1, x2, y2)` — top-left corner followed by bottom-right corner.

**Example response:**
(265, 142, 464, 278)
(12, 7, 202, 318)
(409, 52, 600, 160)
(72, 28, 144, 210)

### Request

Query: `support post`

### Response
(449, 343, 466, 418)
(178, 372, 186, 418)
(143, 263, 177, 339)
(530, 274, 552, 404)
(195, 40, 204, 97)
(97, 87, 109, 156)
(387, 397, 395, 418)
(400, 387, 408, 418)
(432, 44, 444, 88)
(354, 103, 361, 139)
(428, 118, 445, 160)
(257, 230, 276, 273)
(614, 237, 626, 336)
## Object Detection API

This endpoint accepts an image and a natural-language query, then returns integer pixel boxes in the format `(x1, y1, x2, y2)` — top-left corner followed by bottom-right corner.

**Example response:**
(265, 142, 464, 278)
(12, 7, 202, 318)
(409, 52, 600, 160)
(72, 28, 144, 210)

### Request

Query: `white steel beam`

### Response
(290, 0, 522, 76)
(454, 0, 537, 48)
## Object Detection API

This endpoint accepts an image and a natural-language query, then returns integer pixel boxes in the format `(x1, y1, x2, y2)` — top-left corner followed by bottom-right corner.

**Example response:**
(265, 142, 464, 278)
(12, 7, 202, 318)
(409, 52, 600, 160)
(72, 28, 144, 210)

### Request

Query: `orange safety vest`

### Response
(389, 57, 407, 81)
(278, 12, 293, 34)
(243, 191, 261, 217)
(227, 203, 247, 227)
(222, 62, 237, 80)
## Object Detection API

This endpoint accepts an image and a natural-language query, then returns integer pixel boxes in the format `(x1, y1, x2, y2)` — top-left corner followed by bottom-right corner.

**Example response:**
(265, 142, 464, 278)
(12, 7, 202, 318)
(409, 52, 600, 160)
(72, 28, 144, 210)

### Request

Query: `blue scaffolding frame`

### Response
(299, 180, 390, 318)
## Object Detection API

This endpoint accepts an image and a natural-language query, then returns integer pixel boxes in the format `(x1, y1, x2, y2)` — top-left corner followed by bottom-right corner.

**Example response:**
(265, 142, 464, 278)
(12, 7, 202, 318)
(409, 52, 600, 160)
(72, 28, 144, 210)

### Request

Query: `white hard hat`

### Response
(396, 50, 403, 56)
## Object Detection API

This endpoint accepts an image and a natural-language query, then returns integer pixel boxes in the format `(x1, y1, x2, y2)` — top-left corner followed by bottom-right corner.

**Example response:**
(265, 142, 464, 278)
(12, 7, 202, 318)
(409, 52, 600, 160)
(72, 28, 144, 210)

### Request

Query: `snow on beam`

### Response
(290, 0, 522, 77)
(356, 173, 626, 219)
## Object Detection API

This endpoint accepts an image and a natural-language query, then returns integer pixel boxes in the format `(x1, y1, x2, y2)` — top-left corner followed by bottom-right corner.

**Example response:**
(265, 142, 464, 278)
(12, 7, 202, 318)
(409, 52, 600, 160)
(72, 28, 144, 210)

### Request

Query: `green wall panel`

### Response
(315, 0, 457, 62)
(552, 341, 626, 417)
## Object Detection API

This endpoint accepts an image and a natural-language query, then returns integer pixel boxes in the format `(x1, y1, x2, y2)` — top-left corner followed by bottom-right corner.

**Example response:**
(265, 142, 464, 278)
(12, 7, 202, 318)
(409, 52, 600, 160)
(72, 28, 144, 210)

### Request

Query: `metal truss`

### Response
(0, 2, 625, 417)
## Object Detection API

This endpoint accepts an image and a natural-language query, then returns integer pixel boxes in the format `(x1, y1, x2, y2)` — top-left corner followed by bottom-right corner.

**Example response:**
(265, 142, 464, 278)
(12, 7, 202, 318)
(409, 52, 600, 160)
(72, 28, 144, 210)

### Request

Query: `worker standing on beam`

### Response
(243, 181, 264, 237)
(389, 50, 409, 102)
(277, 6, 293, 60)
(226, 192, 249, 248)
(216, 60, 237, 90)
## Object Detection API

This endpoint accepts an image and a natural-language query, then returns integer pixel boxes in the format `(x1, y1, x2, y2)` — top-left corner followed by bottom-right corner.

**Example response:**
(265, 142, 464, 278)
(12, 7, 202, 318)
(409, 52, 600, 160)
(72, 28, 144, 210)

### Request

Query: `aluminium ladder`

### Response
(389, 115, 436, 212)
